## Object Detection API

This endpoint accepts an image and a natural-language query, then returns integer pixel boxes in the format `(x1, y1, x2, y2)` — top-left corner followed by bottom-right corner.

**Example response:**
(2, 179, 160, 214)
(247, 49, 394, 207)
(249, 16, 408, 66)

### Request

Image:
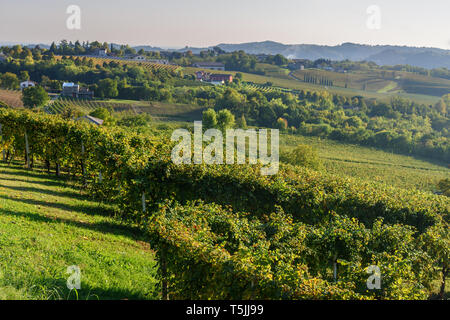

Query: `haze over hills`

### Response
(2, 40, 450, 69)
(207, 41, 450, 69)
(132, 41, 450, 69)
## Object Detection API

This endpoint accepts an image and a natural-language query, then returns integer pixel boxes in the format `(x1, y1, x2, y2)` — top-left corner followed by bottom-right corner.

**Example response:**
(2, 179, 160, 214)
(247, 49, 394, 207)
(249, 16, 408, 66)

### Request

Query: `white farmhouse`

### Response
(20, 81, 36, 90)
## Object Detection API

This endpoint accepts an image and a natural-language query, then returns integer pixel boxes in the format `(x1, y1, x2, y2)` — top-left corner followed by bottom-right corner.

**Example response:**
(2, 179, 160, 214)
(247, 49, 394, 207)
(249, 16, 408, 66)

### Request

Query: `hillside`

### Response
(291, 68, 450, 96)
(213, 42, 450, 69)
(0, 162, 158, 300)
(183, 66, 443, 105)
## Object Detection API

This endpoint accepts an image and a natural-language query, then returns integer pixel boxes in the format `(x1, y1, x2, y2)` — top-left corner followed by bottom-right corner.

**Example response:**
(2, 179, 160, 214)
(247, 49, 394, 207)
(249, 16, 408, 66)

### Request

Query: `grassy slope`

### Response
(280, 134, 450, 192)
(0, 89, 23, 108)
(0, 162, 158, 300)
(183, 67, 443, 105)
(292, 68, 450, 96)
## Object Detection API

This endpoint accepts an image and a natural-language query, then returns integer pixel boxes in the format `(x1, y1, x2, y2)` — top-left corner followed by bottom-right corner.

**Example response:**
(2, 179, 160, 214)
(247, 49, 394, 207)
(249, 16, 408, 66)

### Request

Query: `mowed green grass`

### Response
(280, 134, 450, 192)
(0, 162, 158, 300)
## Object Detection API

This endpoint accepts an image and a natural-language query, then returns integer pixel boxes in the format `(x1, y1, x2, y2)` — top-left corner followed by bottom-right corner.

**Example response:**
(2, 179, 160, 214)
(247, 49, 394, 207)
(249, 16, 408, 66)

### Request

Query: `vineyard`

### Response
(0, 88, 23, 108)
(242, 82, 292, 93)
(44, 97, 137, 115)
(55, 56, 181, 73)
(0, 108, 448, 300)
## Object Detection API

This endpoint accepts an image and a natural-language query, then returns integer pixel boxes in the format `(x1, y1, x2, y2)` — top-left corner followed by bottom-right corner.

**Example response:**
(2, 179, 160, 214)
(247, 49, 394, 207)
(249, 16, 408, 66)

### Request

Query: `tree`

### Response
(89, 107, 111, 121)
(259, 105, 277, 127)
(97, 79, 118, 98)
(19, 71, 30, 82)
(273, 54, 288, 66)
(434, 99, 447, 115)
(0, 72, 19, 89)
(236, 114, 247, 129)
(21, 86, 49, 109)
(275, 117, 288, 130)
(202, 108, 218, 130)
(217, 109, 235, 131)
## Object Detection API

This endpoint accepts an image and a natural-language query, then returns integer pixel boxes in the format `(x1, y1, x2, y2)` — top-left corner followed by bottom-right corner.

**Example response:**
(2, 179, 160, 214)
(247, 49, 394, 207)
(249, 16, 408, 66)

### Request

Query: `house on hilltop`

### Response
(210, 74, 233, 85)
(95, 49, 107, 57)
(62, 82, 94, 99)
(192, 62, 225, 71)
(133, 55, 147, 61)
(195, 71, 233, 85)
(20, 81, 36, 90)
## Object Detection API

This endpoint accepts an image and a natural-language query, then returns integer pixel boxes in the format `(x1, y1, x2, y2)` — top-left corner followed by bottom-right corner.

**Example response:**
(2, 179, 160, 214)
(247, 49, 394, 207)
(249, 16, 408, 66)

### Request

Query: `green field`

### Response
(0, 162, 158, 300)
(280, 134, 449, 192)
(292, 68, 450, 97)
(183, 66, 443, 105)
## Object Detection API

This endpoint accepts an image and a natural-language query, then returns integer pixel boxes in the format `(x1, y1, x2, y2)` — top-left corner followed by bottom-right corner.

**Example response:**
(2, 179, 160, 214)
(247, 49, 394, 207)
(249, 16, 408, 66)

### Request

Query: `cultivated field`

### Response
(279, 134, 450, 192)
(183, 67, 443, 105)
(44, 98, 138, 115)
(292, 68, 450, 97)
(55, 56, 181, 73)
(0, 89, 23, 108)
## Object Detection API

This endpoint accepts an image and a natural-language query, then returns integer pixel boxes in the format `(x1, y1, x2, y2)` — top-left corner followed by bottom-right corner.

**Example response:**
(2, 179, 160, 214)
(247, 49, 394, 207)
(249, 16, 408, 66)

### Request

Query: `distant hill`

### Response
(2, 40, 449, 69)
(212, 41, 450, 69)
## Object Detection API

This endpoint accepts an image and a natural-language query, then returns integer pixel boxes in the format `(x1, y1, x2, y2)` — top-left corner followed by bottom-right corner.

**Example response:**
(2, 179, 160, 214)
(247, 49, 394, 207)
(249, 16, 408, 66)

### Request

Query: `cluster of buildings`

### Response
(192, 62, 232, 85)
(19, 81, 94, 99)
(195, 71, 233, 85)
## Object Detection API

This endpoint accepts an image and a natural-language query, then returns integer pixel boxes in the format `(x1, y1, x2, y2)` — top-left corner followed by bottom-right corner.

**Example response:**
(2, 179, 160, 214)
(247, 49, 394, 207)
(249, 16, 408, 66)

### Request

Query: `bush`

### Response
(280, 144, 322, 170)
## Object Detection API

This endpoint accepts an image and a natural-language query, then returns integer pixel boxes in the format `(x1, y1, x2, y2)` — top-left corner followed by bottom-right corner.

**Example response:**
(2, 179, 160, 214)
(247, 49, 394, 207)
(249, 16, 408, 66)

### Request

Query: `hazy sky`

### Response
(0, 0, 449, 49)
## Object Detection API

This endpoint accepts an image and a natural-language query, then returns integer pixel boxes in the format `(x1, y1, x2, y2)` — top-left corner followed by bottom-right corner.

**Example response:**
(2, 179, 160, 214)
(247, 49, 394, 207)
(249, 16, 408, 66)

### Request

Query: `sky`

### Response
(0, 0, 449, 49)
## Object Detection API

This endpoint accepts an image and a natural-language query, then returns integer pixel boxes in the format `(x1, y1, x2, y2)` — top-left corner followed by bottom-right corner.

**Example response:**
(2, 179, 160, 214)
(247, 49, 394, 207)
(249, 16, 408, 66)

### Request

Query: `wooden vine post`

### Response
(0, 123, 4, 162)
(161, 244, 168, 300)
(24, 131, 30, 169)
(81, 140, 86, 180)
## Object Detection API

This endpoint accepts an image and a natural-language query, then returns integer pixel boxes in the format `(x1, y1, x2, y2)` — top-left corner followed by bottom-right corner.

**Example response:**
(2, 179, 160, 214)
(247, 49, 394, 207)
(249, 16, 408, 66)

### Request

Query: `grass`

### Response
(292, 68, 450, 97)
(0, 162, 159, 300)
(183, 66, 443, 105)
(280, 134, 449, 192)
(0, 88, 23, 108)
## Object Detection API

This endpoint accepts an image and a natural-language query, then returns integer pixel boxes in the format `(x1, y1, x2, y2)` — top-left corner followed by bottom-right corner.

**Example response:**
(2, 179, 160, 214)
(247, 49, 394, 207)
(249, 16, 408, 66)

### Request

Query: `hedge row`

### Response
(148, 200, 442, 299)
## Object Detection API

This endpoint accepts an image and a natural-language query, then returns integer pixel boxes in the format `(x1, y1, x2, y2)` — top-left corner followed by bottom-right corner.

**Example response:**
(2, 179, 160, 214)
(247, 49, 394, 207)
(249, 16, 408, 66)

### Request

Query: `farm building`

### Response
(75, 115, 104, 126)
(195, 71, 233, 85)
(288, 61, 305, 71)
(95, 49, 108, 56)
(20, 81, 36, 90)
(210, 74, 233, 85)
(192, 62, 225, 71)
(62, 82, 94, 99)
(133, 55, 147, 61)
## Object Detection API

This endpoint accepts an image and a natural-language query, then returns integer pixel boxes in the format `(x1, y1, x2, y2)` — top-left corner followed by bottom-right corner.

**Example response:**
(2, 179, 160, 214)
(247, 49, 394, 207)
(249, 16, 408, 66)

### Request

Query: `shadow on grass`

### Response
(0, 176, 70, 188)
(0, 165, 72, 182)
(0, 194, 115, 217)
(0, 207, 150, 243)
(0, 184, 86, 201)
(33, 277, 158, 300)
